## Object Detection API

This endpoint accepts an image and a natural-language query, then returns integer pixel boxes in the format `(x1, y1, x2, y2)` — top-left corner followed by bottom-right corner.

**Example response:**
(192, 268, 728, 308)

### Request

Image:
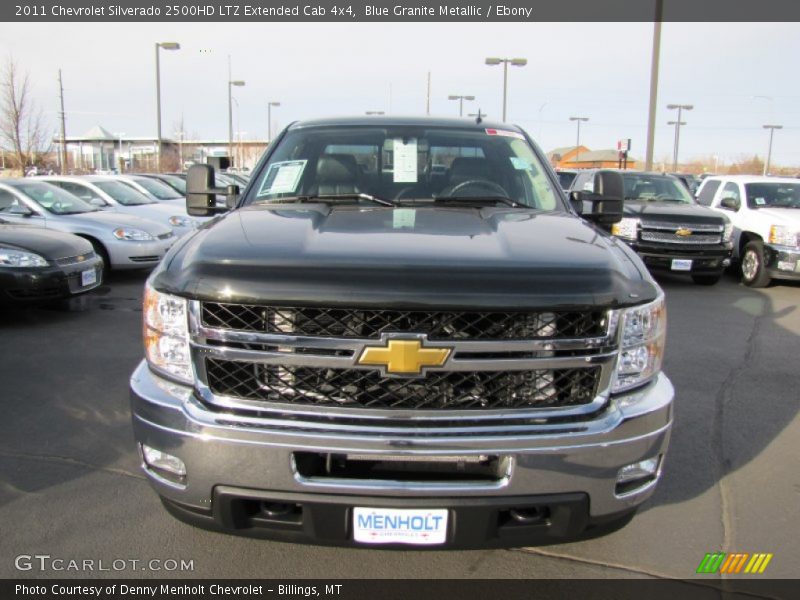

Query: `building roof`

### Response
(547, 146, 579, 158)
(79, 125, 117, 141)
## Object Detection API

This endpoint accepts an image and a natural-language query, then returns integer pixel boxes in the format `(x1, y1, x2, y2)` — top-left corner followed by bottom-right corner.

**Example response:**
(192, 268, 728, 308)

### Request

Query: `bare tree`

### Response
(0, 56, 51, 171)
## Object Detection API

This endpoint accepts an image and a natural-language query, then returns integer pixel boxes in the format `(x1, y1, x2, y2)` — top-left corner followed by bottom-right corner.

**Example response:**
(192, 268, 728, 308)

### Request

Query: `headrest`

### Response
(449, 157, 494, 183)
(316, 154, 359, 183)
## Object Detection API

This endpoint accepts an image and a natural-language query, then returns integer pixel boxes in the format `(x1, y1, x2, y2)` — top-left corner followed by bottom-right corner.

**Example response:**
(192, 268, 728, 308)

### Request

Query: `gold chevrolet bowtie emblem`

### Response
(675, 228, 693, 237)
(358, 339, 451, 375)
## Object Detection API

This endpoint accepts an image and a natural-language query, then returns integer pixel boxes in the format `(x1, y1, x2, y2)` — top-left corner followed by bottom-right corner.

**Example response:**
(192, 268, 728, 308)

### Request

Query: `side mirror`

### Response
(9, 204, 33, 217)
(187, 164, 238, 216)
(719, 197, 740, 211)
(571, 170, 624, 225)
(88, 197, 105, 207)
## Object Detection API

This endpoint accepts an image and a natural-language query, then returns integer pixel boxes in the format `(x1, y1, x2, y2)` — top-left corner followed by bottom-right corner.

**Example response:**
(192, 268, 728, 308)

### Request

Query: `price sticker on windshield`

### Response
(257, 160, 307, 196)
(393, 138, 418, 183)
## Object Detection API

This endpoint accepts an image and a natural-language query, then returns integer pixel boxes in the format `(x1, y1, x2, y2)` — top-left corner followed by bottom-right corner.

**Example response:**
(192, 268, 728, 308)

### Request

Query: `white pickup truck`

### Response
(696, 175, 800, 287)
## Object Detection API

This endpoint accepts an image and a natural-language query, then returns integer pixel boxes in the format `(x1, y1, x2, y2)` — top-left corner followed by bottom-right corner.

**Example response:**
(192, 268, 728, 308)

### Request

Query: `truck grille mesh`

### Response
(205, 359, 601, 410)
(201, 303, 607, 340)
(640, 231, 722, 244)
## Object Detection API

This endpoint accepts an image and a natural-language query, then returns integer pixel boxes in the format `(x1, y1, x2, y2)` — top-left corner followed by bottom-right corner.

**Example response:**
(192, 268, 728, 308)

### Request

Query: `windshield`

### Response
(622, 173, 695, 204)
(246, 125, 563, 210)
(94, 180, 155, 206)
(157, 175, 186, 194)
(129, 176, 183, 200)
(557, 171, 577, 190)
(744, 182, 800, 209)
(8, 181, 97, 214)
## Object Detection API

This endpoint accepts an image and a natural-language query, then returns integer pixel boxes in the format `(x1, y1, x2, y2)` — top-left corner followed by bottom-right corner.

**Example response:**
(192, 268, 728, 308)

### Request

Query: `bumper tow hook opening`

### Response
(261, 501, 295, 517)
(509, 506, 549, 524)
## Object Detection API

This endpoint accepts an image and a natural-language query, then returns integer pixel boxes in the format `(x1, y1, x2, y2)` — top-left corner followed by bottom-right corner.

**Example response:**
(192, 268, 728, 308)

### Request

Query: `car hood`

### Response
(155, 205, 658, 310)
(70, 210, 173, 235)
(624, 200, 727, 225)
(752, 207, 800, 225)
(0, 224, 93, 259)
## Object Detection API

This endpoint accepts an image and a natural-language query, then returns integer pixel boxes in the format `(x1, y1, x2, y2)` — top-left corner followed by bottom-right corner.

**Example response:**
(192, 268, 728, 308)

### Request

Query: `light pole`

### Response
(763, 124, 783, 175)
(569, 117, 589, 163)
(448, 94, 475, 117)
(645, 0, 663, 171)
(667, 104, 693, 171)
(115, 132, 125, 173)
(228, 58, 245, 165)
(155, 42, 180, 172)
(267, 101, 280, 142)
(173, 130, 184, 171)
(485, 57, 527, 122)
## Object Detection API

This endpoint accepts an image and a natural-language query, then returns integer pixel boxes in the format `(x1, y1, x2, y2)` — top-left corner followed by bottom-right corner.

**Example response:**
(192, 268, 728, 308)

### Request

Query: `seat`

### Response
(632, 182, 658, 199)
(310, 154, 361, 196)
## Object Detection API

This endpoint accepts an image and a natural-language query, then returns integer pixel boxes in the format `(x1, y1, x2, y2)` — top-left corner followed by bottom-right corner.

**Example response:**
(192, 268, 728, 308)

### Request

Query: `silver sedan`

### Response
(0, 180, 175, 271)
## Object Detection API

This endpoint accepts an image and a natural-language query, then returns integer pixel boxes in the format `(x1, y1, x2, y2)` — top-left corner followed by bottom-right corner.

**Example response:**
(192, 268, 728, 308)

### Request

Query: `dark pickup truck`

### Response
(130, 117, 673, 548)
(570, 170, 732, 285)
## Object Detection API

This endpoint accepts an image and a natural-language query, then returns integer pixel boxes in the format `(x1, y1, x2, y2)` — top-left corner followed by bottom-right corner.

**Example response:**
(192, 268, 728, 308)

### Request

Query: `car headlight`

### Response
(143, 281, 193, 384)
(168, 215, 192, 228)
(0, 248, 48, 268)
(723, 223, 733, 242)
(113, 227, 154, 241)
(768, 225, 799, 247)
(612, 294, 667, 394)
(611, 218, 639, 241)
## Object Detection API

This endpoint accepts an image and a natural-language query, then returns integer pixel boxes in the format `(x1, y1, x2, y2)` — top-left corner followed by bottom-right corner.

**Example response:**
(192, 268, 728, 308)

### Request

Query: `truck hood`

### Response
(624, 200, 727, 225)
(156, 205, 658, 310)
(752, 207, 800, 226)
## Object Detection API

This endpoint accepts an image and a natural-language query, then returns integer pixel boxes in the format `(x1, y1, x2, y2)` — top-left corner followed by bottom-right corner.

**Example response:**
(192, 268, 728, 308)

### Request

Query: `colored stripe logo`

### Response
(696, 553, 773, 574)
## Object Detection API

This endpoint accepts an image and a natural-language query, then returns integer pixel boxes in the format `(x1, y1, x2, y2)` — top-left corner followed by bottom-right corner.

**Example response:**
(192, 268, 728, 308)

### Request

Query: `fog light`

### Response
(722, 258, 731, 267)
(141, 444, 186, 478)
(617, 456, 660, 483)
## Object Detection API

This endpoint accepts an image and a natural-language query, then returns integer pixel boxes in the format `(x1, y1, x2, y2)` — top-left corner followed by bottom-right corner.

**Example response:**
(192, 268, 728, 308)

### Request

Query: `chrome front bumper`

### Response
(130, 361, 673, 525)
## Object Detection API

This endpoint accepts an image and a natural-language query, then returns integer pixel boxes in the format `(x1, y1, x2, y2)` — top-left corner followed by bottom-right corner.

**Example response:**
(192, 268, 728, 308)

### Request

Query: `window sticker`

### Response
(509, 157, 531, 170)
(257, 160, 307, 196)
(754, 197, 766, 206)
(393, 138, 418, 183)
(485, 128, 525, 140)
(393, 208, 416, 229)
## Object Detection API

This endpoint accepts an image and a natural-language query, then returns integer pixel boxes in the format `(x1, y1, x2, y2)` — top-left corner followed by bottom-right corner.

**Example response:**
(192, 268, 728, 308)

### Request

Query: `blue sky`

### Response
(3, 21, 799, 168)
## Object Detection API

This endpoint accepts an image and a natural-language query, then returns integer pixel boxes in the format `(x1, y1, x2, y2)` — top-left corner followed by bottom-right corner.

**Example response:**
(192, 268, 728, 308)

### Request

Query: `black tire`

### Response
(740, 241, 771, 288)
(691, 273, 723, 286)
(87, 239, 111, 278)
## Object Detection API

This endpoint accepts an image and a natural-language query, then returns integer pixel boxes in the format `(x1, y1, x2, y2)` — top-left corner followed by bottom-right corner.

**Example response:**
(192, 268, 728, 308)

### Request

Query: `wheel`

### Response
(691, 273, 723, 286)
(443, 179, 509, 198)
(87, 239, 111, 278)
(740, 241, 771, 288)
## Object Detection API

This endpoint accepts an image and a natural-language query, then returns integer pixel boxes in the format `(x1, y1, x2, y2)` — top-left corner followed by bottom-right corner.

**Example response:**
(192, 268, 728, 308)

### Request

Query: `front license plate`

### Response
(81, 269, 97, 287)
(353, 507, 448, 545)
(671, 259, 693, 271)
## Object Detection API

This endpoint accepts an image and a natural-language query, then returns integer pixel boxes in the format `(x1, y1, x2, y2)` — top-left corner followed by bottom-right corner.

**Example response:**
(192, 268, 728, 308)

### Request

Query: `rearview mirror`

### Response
(571, 170, 624, 225)
(187, 164, 238, 216)
(719, 197, 740, 211)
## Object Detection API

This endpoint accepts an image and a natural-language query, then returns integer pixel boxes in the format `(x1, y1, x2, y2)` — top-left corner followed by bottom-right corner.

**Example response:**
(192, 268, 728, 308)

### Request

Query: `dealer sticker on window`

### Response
(671, 259, 693, 271)
(256, 160, 307, 196)
(353, 507, 448, 545)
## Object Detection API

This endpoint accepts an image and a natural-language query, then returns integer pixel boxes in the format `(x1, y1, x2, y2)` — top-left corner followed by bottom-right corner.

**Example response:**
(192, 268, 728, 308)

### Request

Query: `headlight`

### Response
(611, 218, 639, 241)
(612, 294, 667, 394)
(0, 248, 48, 268)
(723, 223, 733, 242)
(113, 227, 154, 241)
(143, 281, 192, 384)
(768, 225, 799, 247)
(168, 215, 192, 228)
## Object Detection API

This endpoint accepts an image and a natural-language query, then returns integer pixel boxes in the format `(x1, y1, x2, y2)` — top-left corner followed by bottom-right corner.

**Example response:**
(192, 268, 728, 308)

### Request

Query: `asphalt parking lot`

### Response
(0, 270, 798, 579)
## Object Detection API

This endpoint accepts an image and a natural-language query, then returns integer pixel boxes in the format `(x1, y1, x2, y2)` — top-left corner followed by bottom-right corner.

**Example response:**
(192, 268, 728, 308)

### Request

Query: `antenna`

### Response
(474, 109, 484, 124)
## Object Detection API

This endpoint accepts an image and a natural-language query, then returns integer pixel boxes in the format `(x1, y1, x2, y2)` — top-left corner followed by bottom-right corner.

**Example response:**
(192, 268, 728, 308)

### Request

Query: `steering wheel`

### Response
(393, 186, 424, 201)
(444, 179, 509, 198)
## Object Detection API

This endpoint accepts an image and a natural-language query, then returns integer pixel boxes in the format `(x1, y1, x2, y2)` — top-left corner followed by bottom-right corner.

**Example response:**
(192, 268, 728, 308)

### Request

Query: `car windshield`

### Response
(622, 173, 695, 204)
(246, 125, 563, 210)
(744, 182, 800, 209)
(157, 175, 186, 194)
(8, 181, 97, 214)
(130, 176, 183, 200)
(94, 181, 155, 206)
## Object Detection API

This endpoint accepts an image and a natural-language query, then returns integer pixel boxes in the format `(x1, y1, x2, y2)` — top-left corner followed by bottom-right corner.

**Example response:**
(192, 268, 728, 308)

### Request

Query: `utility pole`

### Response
(57, 69, 67, 174)
(667, 103, 693, 171)
(763, 124, 783, 175)
(570, 116, 589, 163)
(645, 0, 663, 171)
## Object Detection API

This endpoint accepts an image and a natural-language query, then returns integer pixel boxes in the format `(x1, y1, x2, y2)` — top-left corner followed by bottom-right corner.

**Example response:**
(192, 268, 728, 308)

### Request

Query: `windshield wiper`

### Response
(260, 193, 395, 207)
(434, 195, 520, 208)
(626, 197, 686, 203)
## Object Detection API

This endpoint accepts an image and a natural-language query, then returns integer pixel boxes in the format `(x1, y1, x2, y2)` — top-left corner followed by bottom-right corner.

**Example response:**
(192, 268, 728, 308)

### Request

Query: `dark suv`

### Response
(570, 170, 732, 285)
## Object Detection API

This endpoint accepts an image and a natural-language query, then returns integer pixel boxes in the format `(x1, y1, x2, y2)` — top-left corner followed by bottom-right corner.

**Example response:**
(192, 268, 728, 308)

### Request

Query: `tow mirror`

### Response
(570, 170, 624, 225)
(186, 164, 238, 216)
(720, 197, 740, 211)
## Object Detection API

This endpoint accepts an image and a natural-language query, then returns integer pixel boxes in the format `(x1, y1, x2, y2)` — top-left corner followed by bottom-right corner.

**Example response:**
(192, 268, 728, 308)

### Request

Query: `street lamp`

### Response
(485, 57, 527, 122)
(667, 103, 693, 171)
(569, 116, 589, 163)
(155, 41, 180, 173)
(267, 101, 281, 142)
(228, 76, 245, 164)
(448, 94, 475, 117)
(763, 124, 783, 175)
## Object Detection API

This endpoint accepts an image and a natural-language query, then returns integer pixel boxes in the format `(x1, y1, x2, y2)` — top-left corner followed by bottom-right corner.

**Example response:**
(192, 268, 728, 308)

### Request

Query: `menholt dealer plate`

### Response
(353, 507, 448, 545)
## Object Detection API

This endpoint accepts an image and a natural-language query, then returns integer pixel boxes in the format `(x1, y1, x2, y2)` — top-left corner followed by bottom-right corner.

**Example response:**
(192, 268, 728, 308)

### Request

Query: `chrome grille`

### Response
(200, 303, 607, 340)
(640, 231, 722, 244)
(205, 359, 601, 411)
